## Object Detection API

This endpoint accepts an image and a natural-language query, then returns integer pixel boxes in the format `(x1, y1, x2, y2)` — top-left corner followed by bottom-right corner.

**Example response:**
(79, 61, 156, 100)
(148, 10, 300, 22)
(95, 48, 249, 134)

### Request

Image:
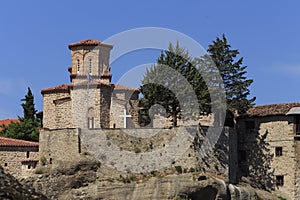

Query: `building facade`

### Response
(41, 39, 139, 130)
(0, 137, 39, 178)
(237, 103, 300, 200)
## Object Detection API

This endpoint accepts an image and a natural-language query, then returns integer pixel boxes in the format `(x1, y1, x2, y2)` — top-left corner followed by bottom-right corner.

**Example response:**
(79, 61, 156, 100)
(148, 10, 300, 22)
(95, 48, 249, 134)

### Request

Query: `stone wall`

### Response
(39, 128, 81, 168)
(43, 92, 72, 129)
(237, 115, 295, 200)
(39, 126, 235, 181)
(0, 146, 39, 179)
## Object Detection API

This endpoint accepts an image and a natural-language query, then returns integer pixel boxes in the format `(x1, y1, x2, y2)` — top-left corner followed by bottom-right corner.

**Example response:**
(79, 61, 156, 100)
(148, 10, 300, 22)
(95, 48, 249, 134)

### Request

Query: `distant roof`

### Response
(0, 118, 19, 127)
(244, 102, 300, 117)
(0, 137, 39, 147)
(0, 118, 19, 131)
(68, 39, 113, 49)
(113, 84, 139, 92)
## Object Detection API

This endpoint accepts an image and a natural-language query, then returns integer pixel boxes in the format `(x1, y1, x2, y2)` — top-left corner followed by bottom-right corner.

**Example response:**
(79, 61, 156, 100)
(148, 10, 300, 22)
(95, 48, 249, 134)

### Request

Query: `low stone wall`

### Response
(0, 146, 39, 179)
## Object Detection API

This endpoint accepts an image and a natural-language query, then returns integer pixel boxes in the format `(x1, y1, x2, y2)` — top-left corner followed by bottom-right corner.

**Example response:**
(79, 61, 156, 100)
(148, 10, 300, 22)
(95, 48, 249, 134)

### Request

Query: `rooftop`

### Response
(42, 83, 139, 94)
(0, 118, 19, 127)
(113, 84, 139, 92)
(68, 39, 113, 49)
(0, 137, 39, 147)
(244, 102, 300, 117)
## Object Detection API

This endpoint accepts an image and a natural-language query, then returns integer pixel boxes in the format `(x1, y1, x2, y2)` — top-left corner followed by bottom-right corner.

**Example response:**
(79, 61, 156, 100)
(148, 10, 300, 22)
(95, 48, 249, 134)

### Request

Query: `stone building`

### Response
(0, 137, 39, 178)
(41, 39, 139, 130)
(237, 102, 300, 200)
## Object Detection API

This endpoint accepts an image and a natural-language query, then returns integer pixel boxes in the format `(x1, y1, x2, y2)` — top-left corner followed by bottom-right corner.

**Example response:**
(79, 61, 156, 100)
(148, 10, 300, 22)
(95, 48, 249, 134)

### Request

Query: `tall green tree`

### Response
(140, 43, 210, 127)
(21, 87, 37, 120)
(207, 34, 255, 114)
(0, 87, 40, 141)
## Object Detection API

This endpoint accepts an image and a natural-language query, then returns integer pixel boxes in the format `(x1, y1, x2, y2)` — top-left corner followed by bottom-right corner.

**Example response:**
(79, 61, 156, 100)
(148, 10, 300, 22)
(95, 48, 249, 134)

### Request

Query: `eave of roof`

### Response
(68, 39, 113, 50)
(0, 137, 39, 147)
(240, 102, 300, 118)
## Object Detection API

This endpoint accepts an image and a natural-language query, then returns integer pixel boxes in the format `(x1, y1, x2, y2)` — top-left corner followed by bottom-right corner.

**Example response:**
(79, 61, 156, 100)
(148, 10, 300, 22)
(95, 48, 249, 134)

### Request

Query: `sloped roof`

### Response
(68, 39, 113, 49)
(0, 118, 19, 127)
(41, 84, 71, 94)
(0, 137, 39, 147)
(113, 84, 139, 92)
(245, 102, 300, 117)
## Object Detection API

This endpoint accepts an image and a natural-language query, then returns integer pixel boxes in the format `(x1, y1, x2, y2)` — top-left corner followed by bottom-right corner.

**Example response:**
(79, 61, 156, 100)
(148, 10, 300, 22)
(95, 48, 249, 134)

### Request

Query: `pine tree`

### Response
(0, 87, 40, 141)
(140, 43, 210, 127)
(21, 87, 37, 120)
(207, 34, 255, 114)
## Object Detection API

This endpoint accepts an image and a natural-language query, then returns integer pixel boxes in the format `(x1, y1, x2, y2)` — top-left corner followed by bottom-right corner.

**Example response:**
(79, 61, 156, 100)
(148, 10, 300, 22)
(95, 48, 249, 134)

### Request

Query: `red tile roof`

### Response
(41, 84, 71, 94)
(244, 102, 300, 117)
(0, 137, 39, 147)
(113, 84, 139, 92)
(0, 118, 19, 127)
(68, 39, 113, 49)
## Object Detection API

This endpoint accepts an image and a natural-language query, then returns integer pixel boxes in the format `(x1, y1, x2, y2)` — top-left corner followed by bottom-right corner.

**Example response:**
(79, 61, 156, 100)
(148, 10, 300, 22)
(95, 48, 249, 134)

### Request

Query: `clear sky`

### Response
(0, 0, 299, 119)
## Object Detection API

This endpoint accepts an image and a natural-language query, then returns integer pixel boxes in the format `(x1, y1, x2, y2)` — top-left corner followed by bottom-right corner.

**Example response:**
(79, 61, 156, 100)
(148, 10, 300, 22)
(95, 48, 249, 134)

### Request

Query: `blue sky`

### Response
(0, 1, 299, 119)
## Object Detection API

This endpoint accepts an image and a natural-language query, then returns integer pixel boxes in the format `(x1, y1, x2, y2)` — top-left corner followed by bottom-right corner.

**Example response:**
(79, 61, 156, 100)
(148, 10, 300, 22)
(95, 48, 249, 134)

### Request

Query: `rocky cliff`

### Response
(0, 166, 47, 200)
(17, 159, 280, 200)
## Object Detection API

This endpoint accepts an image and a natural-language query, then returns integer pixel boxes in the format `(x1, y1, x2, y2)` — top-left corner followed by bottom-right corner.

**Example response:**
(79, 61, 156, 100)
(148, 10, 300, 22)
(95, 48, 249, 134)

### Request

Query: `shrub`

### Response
(151, 170, 158, 177)
(189, 167, 195, 173)
(133, 146, 141, 153)
(175, 166, 182, 174)
(40, 156, 47, 165)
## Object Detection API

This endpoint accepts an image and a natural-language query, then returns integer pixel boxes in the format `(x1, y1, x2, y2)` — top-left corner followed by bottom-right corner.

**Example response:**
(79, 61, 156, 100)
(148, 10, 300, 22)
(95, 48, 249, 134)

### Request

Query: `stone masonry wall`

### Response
(237, 115, 295, 200)
(43, 92, 72, 129)
(39, 128, 81, 168)
(0, 146, 39, 179)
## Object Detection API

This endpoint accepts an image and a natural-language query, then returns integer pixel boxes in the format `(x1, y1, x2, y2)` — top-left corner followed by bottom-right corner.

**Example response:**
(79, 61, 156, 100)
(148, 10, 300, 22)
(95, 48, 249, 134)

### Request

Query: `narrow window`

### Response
(88, 107, 95, 129)
(89, 59, 92, 74)
(4, 163, 7, 167)
(28, 165, 31, 169)
(276, 175, 284, 186)
(275, 147, 283, 157)
(77, 59, 80, 72)
(26, 151, 30, 158)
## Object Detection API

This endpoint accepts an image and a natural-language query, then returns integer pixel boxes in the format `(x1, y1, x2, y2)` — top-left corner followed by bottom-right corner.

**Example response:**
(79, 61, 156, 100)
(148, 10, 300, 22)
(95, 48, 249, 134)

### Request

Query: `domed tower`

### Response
(68, 39, 113, 84)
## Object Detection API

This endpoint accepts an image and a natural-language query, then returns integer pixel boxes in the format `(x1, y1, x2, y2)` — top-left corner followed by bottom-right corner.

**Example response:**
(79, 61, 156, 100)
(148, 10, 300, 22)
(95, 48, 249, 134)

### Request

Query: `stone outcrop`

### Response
(21, 162, 279, 200)
(0, 166, 47, 200)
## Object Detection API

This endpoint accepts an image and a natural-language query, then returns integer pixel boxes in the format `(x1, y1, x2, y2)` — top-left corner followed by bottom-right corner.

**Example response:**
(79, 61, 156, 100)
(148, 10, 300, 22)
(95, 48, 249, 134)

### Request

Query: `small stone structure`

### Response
(0, 137, 39, 178)
(237, 103, 300, 200)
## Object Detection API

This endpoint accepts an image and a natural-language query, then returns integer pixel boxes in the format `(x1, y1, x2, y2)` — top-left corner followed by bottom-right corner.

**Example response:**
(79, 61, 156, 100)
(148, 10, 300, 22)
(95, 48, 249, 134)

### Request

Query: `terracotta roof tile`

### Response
(41, 84, 71, 94)
(0, 118, 19, 127)
(113, 84, 139, 92)
(0, 137, 39, 147)
(68, 39, 113, 49)
(244, 102, 300, 117)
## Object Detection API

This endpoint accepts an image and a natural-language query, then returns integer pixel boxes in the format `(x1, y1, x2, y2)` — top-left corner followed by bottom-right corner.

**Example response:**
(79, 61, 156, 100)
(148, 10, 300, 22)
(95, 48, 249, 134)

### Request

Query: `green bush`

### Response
(40, 156, 47, 165)
(151, 170, 158, 177)
(189, 167, 195, 173)
(175, 166, 182, 174)
(133, 146, 141, 153)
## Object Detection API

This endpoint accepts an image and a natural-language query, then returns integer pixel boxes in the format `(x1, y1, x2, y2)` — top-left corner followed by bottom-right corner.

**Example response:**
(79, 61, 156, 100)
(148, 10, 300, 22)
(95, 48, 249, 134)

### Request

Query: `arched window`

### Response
(77, 59, 80, 72)
(87, 107, 95, 129)
(89, 59, 92, 74)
